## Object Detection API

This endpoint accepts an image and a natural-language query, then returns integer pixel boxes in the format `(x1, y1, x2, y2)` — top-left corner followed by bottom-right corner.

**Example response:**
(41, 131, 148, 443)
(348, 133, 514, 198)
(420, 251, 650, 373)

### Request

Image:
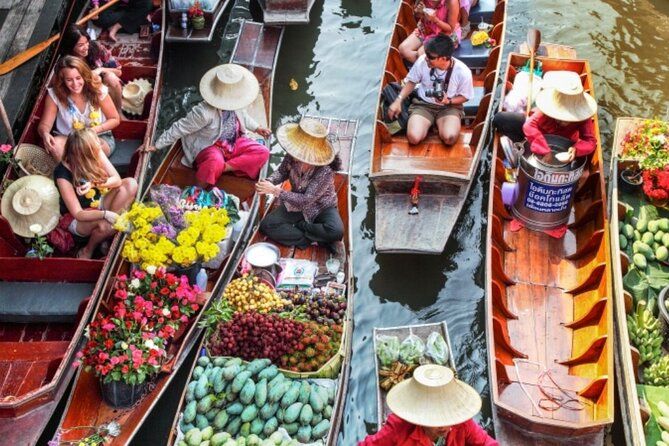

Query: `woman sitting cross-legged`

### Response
(150, 63, 271, 188)
(54, 129, 137, 259)
(38, 56, 120, 162)
(256, 118, 344, 255)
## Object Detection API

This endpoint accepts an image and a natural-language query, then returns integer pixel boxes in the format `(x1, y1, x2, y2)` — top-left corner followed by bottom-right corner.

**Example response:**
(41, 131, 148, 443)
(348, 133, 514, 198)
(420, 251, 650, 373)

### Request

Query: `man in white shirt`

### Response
(388, 34, 474, 146)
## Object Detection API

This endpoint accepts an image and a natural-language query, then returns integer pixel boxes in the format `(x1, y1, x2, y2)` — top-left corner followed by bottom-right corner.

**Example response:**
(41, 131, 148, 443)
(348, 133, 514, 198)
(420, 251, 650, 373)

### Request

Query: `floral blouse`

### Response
(267, 156, 337, 222)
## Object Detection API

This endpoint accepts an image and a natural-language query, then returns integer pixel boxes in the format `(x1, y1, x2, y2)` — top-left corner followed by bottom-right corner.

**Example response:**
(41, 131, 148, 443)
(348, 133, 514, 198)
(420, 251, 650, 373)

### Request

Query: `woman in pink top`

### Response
(399, 0, 461, 63)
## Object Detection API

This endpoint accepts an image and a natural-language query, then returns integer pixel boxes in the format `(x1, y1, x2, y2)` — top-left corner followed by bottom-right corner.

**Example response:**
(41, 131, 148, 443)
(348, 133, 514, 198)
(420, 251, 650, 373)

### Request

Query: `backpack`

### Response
(380, 82, 411, 135)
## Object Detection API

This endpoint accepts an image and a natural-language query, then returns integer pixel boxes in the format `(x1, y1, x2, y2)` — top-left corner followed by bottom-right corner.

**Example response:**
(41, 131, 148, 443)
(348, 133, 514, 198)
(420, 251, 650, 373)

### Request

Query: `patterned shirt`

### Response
(267, 156, 337, 223)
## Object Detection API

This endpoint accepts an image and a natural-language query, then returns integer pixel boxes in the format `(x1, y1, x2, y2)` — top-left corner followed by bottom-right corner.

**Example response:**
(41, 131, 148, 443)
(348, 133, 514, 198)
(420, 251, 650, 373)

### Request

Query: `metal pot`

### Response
(243, 242, 282, 286)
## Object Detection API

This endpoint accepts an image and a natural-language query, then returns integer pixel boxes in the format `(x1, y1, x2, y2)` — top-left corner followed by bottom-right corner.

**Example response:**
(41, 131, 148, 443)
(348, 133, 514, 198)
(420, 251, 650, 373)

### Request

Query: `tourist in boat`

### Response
(256, 118, 344, 255)
(38, 56, 120, 162)
(388, 34, 473, 147)
(92, 0, 153, 42)
(459, 0, 478, 37)
(54, 129, 137, 259)
(399, 0, 461, 63)
(492, 71, 597, 162)
(61, 25, 123, 114)
(359, 364, 497, 446)
(149, 63, 271, 187)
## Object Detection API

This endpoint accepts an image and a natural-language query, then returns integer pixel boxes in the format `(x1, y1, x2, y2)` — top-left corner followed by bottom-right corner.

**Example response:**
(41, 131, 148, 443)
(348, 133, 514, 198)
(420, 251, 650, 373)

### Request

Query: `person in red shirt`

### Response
(359, 364, 498, 446)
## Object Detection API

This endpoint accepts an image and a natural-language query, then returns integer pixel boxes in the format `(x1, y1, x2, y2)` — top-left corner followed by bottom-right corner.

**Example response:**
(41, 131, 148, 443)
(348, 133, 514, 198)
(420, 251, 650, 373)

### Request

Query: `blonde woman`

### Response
(54, 129, 137, 258)
(38, 56, 120, 162)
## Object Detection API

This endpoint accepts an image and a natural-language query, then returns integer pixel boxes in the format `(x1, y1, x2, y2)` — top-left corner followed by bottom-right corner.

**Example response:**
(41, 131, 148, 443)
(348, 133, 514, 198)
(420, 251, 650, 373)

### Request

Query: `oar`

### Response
(0, 0, 121, 77)
(525, 28, 541, 116)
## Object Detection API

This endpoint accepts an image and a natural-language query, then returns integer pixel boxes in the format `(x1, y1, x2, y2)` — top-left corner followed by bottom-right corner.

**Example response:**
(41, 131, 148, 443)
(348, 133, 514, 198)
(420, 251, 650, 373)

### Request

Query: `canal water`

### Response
(128, 0, 669, 444)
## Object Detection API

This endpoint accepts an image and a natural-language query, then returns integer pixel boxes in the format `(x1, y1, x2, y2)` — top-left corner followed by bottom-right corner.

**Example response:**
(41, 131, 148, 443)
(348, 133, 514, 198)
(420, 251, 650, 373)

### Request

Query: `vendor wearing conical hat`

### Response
(150, 64, 271, 187)
(256, 118, 344, 255)
(360, 365, 498, 446)
(492, 71, 598, 163)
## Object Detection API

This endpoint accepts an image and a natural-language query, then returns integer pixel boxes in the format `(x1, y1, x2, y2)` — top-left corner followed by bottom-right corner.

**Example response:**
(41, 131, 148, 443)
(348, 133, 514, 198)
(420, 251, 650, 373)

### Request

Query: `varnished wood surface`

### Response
(485, 53, 614, 442)
(370, 0, 506, 253)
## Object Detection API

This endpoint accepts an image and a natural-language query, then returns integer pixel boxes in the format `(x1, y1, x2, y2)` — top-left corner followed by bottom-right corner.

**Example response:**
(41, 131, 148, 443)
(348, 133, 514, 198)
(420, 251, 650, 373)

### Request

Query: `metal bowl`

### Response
(244, 242, 280, 268)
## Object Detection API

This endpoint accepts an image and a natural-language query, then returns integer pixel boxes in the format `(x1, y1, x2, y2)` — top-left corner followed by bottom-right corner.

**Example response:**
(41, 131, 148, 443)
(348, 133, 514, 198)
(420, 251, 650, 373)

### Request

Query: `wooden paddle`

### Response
(0, 0, 122, 77)
(525, 28, 541, 116)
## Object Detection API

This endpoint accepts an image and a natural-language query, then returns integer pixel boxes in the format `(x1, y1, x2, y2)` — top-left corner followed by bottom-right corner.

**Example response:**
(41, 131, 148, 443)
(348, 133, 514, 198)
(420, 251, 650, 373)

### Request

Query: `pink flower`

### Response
(110, 356, 120, 365)
(102, 322, 115, 331)
(0, 144, 11, 153)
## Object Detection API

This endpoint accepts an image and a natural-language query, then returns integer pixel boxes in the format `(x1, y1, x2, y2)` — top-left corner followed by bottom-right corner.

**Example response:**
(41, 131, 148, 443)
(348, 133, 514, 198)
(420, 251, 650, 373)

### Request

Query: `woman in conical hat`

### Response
(493, 70, 598, 163)
(359, 365, 498, 446)
(150, 63, 271, 187)
(255, 117, 344, 255)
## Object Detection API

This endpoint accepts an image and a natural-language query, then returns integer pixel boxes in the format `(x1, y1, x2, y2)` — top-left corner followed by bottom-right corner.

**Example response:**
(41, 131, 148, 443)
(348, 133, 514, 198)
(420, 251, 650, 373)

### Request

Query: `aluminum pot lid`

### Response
(244, 242, 280, 267)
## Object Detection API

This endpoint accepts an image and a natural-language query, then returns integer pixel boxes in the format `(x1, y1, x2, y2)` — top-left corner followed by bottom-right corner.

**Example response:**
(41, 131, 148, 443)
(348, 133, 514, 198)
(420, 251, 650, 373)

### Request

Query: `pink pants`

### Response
(195, 137, 270, 186)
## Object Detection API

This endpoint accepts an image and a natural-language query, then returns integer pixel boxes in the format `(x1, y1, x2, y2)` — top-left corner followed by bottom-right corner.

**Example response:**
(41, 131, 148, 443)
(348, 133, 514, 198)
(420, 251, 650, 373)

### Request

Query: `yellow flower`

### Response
(84, 189, 97, 199)
(89, 109, 101, 121)
(471, 30, 489, 46)
(90, 200, 100, 208)
(72, 120, 85, 131)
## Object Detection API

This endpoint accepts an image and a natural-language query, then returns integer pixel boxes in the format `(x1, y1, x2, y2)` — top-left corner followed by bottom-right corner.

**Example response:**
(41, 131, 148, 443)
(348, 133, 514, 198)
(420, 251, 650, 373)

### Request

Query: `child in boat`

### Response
(38, 56, 120, 162)
(61, 25, 123, 115)
(54, 129, 137, 259)
(359, 365, 498, 446)
(149, 63, 271, 188)
(388, 34, 473, 147)
(399, 0, 461, 63)
(256, 118, 345, 256)
(91, 0, 153, 42)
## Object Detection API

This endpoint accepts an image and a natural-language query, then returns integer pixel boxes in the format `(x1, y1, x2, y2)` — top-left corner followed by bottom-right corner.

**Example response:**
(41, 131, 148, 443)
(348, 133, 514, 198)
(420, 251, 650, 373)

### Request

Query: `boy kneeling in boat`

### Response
(148, 64, 271, 188)
(359, 364, 498, 446)
(388, 34, 473, 147)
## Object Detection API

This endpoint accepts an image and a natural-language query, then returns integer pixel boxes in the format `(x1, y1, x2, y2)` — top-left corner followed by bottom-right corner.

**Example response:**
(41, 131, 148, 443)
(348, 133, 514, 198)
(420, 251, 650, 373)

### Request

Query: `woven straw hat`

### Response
(535, 71, 597, 122)
(122, 78, 153, 116)
(276, 118, 336, 166)
(1, 175, 60, 237)
(199, 64, 259, 111)
(386, 364, 482, 427)
(14, 143, 57, 177)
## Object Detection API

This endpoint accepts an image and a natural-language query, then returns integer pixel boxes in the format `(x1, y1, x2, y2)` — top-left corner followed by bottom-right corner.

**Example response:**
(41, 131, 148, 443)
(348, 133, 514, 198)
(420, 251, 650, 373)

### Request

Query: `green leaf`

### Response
(640, 204, 660, 223)
(623, 267, 650, 305)
(636, 384, 669, 445)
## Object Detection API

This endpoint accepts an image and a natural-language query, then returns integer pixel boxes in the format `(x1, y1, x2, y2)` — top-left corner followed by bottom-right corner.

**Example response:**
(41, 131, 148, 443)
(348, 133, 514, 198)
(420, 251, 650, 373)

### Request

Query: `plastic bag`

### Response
(426, 332, 449, 365)
(399, 334, 425, 365)
(376, 335, 400, 367)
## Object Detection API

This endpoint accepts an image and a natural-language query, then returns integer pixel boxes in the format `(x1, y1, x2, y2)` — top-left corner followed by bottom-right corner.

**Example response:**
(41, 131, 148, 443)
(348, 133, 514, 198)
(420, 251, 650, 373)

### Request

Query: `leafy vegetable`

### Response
(376, 335, 400, 367)
(399, 334, 425, 365)
(426, 332, 449, 365)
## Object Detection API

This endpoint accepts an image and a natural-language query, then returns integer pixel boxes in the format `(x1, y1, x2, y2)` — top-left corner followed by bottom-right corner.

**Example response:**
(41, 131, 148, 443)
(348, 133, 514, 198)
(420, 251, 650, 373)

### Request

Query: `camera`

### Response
(424, 80, 445, 101)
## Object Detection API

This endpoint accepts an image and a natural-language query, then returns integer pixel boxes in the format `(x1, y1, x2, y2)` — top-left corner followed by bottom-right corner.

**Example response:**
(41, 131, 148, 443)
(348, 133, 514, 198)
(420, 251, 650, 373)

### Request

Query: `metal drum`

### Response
(512, 135, 586, 230)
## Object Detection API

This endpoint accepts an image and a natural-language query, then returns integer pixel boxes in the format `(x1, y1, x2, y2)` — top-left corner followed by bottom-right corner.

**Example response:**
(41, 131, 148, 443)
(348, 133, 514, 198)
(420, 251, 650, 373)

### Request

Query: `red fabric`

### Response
(522, 110, 597, 157)
(195, 136, 269, 186)
(47, 213, 76, 254)
(358, 415, 498, 446)
(509, 218, 568, 238)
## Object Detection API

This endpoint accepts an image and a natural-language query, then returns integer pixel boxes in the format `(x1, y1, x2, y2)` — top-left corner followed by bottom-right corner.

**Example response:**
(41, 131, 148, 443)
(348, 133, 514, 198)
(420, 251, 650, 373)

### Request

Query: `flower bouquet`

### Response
(188, 1, 205, 29)
(643, 167, 669, 206)
(620, 119, 669, 202)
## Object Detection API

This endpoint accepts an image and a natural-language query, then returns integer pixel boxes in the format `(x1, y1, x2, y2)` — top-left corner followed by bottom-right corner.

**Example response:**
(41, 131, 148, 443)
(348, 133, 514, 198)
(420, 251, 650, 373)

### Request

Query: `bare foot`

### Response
(76, 246, 94, 259)
(108, 23, 122, 42)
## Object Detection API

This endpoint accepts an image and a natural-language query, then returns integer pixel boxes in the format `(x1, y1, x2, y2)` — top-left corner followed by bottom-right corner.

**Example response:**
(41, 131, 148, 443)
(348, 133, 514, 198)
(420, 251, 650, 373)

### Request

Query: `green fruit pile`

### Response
(627, 300, 663, 365)
(177, 356, 335, 446)
(644, 354, 669, 386)
(620, 216, 669, 269)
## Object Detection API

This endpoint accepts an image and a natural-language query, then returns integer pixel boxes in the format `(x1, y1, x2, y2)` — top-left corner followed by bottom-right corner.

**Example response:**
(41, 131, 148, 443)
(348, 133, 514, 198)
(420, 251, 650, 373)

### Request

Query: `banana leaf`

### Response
(637, 384, 669, 445)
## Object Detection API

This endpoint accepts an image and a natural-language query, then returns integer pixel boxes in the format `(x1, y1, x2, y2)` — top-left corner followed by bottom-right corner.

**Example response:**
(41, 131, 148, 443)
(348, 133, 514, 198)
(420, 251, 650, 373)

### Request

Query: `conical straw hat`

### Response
(1, 175, 60, 238)
(276, 118, 336, 166)
(387, 364, 482, 427)
(535, 71, 597, 122)
(199, 64, 259, 111)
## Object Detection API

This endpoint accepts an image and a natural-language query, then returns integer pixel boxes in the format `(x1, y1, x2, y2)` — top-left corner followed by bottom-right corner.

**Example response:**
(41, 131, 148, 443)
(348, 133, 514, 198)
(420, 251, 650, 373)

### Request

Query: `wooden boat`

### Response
(165, 0, 230, 43)
(256, 0, 317, 25)
(369, 0, 506, 254)
(485, 51, 615, 444)
(0, 6, 165, 446)
(166, 114, 358, 445)
(54, 18, 282, 445)
(372, 322, 456, 428)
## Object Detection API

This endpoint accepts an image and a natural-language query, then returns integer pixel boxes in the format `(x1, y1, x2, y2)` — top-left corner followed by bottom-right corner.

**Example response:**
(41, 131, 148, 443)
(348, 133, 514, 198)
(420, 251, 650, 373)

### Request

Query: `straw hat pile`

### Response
(276, 118, 337, 166)
(1, 175, 60, 237)
(535, 71, 597, 122)
(387, 364, 482, 427)
(199, 64, 259, 111)
(122, 78, 153, 116)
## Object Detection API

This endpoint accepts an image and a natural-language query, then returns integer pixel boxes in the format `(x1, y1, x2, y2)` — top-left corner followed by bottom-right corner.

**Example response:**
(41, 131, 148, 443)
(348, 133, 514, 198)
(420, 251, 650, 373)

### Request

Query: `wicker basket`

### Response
(14, 143, 56, 177)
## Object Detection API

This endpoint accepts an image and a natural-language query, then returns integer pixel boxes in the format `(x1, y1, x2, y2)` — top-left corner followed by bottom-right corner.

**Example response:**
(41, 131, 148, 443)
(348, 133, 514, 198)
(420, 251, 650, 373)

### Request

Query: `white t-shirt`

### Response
(47, 86, 109, 136)
(405, 55, 474, 105)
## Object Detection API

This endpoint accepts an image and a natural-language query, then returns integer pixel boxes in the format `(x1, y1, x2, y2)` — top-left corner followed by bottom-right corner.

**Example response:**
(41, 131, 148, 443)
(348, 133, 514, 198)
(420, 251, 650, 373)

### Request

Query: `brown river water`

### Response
(38, 0, 669, 444)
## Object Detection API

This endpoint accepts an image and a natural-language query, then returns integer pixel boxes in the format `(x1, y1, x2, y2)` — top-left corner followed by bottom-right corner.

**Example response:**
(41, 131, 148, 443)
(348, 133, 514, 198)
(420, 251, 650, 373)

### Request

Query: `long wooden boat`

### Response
(485, 52, 614, 444)
(165, 0, 230, 43)
(369, 0, 506, 254)
(166, 114, 358, 445)
(256, 0, 317, 25)
(0, 6, 165, 446)
(53, 18, 282, 445)
(372, 322, 456, 429)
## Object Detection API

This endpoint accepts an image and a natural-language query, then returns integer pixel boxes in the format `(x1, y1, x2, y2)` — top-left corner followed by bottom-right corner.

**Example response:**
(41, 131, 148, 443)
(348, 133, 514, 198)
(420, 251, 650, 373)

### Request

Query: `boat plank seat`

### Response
(108, 138, 141, 176)
(455, 25, 501, 69)
(379, 133, 474, 175)
(0, 282, 94, 323)
(468, 0, 497, 24)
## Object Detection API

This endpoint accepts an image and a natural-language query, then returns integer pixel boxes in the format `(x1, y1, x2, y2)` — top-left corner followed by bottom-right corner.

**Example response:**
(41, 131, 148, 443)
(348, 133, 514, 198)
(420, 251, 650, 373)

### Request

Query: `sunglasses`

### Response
(426, 53, 442, 61)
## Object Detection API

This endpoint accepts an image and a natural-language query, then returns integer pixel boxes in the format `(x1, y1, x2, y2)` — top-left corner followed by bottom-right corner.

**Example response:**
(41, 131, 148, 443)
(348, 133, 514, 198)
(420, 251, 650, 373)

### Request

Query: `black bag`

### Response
(381, 82, 411, 134)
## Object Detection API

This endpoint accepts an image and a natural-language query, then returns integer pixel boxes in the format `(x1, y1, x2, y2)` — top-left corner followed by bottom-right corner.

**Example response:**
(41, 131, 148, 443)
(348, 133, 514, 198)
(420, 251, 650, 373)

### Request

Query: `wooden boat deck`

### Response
(486, 54, 614, 443)
(257, 0, 317, 25)
(370, 0, 506, 254)
(165, 0, 230, 43)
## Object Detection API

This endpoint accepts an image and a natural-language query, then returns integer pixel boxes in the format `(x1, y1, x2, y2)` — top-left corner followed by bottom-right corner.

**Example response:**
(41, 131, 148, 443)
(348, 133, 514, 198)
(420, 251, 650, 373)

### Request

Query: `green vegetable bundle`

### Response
(376, 335, 400, 367)
(644, 355, 669, 387)
(627, 300, 663, 365)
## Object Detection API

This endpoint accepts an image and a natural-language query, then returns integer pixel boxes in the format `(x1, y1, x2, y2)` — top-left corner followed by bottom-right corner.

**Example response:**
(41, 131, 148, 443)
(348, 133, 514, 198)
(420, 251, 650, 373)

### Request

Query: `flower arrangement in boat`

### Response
(620, 119, 669, 170)
(114, 202, 231, 269)
(0, 143, 16, 168)
(76, 269, 203, 384)
(643, 167, 669, 203)
(188, 0, 204, 17)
